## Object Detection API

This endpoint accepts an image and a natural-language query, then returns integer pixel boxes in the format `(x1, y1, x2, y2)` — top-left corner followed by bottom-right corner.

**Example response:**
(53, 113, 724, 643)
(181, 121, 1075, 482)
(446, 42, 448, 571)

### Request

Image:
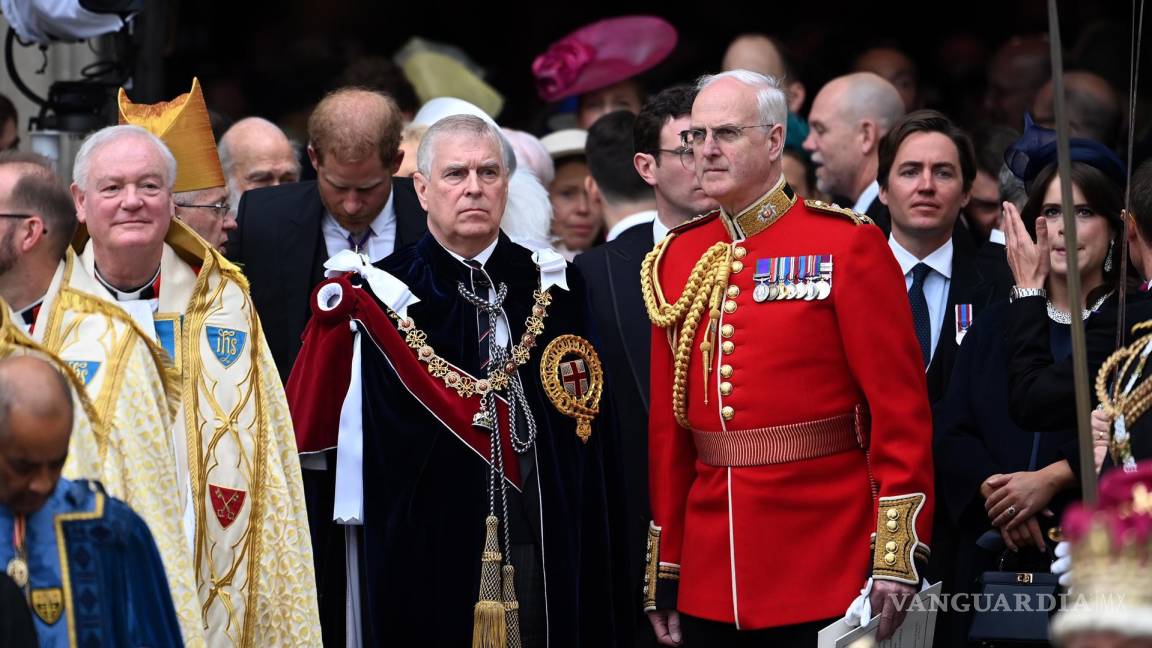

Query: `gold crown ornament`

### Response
(1050, 461, 1152, 642)
(117, 77, 225, 193)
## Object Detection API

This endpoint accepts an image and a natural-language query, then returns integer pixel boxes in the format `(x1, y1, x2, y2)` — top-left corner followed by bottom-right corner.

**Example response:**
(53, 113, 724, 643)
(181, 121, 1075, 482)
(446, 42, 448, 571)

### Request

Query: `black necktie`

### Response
(464, 259, 493, 371)
(909, 263, 932, 367)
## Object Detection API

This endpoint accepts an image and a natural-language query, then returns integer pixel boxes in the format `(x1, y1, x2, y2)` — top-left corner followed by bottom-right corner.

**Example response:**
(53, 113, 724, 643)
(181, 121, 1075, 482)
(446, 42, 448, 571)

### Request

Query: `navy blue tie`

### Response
(909, 263, 932, 367)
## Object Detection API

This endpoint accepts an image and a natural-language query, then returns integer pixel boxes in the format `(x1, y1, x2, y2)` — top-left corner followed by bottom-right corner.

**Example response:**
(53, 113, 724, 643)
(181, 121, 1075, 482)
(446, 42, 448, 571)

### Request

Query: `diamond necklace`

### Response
(1046, 290, 1114, 324)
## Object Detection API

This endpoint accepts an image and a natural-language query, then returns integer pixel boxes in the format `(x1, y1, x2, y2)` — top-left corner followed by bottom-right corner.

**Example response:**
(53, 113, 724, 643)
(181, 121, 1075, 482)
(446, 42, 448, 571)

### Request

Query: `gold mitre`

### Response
(117, 77, 225, 193)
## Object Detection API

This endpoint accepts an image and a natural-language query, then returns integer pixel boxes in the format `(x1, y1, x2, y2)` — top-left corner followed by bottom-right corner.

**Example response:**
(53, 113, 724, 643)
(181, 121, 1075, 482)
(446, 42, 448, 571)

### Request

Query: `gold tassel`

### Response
(502, 564, 522, 648)
(473, 516, 507, 648)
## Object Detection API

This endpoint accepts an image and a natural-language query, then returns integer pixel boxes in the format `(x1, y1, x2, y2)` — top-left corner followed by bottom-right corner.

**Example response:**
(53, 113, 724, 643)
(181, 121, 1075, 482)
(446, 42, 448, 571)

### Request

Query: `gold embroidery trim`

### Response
(539, 335, 603, 443)
(54, 488, 105, 648)
(872, 493, 927, 584)
(388, 288, 554, 398)
(176, 233, 266, 647)
(643, 522, 679, 612)
(804, 199, 874, 226)
(721, 182, 796, 239)
(0, 303, 101, 439)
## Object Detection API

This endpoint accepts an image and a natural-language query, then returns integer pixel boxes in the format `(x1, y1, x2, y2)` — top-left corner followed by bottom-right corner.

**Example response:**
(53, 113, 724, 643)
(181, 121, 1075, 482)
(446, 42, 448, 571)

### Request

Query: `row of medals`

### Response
(752, 258, 833, 303)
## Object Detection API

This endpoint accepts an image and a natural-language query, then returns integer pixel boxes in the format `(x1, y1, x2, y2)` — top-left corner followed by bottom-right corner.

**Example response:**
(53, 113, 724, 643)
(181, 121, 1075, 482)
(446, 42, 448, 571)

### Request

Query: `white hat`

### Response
(539, 129, 587, 159)
(411, 97, 497, 129)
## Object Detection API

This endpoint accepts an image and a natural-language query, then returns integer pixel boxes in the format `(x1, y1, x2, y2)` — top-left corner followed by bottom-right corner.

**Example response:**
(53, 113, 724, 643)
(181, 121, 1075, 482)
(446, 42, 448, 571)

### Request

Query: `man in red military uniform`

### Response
(642, 69, 935, 645)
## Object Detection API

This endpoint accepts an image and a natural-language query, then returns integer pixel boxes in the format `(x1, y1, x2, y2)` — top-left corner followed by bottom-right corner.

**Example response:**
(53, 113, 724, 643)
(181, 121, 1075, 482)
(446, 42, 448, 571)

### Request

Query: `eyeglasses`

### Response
(680, 123, 775, 148)
(654, 147, 695, 170)
(175, 202, 231, 218)
(0, 213, 46, 235)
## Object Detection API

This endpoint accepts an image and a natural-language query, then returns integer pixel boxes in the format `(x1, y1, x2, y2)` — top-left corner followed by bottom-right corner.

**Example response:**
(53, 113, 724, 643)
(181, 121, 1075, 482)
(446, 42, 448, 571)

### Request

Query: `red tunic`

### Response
(645, 182, 934, 629)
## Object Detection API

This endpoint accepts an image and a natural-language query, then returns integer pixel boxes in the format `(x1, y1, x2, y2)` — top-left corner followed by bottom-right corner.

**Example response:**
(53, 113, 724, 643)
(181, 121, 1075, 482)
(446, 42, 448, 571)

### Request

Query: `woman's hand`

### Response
(1000, 514, 1048, 552)
(1003, 201, 1050, 290)
(1092, 407, 1111, 474)
(984, 471, 1057, 530)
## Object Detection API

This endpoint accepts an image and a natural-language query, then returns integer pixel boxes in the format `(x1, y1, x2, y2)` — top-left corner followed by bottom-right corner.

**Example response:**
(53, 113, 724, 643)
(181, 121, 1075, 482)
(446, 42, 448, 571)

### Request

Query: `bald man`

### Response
(984, 35, 1051, 128)
(218, 117, 301, 211)
(803, 72, 905, 234)
(228, 87, 427, 382)
(0, 356, 183, 645)
(1030, 70, 1121, 147)
(721, 34, 805, 113)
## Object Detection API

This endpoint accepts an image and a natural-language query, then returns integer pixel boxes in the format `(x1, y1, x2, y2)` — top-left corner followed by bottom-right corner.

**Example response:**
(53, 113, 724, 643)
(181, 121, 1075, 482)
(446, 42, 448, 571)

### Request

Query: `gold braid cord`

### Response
(640, 239, 733, 427)
(1096, 320, 1152, 465)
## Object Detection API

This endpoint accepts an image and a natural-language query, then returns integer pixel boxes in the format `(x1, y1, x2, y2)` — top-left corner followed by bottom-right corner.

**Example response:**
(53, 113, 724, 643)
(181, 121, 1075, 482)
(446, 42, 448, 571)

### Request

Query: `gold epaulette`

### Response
(666, 209, 721, 237)
(805, 199, 874, 226)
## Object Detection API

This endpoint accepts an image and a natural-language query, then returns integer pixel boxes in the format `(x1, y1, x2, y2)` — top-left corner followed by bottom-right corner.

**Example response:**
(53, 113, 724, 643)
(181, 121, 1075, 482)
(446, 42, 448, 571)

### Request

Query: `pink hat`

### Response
(532, 16, 678, 103)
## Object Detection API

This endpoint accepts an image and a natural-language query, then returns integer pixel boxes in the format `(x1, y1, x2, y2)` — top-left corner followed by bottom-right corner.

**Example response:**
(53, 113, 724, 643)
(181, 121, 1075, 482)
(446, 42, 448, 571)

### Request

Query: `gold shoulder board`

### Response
(804, 199, 874, 226)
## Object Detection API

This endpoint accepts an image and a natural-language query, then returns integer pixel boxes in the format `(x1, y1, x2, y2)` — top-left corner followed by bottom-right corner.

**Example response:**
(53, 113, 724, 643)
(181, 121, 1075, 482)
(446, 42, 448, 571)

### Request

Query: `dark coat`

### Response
(226, 178, 426, 382)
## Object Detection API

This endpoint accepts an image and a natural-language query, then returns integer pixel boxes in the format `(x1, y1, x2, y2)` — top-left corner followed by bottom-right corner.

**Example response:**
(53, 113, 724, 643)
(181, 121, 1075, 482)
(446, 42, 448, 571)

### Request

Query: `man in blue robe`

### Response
(0, 354, 183, 647)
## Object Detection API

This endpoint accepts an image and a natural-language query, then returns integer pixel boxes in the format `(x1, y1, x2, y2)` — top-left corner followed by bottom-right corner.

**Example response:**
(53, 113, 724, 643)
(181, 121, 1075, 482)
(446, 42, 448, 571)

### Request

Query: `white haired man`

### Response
(70, 123, 320, 646)
(642, 70, 934, 645)
(287, 114, 629, 646)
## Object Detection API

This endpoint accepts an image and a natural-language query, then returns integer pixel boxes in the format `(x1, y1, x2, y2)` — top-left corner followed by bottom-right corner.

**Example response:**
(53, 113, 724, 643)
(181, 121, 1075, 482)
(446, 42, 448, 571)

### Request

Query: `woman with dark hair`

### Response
(934, 144, 1123, 644)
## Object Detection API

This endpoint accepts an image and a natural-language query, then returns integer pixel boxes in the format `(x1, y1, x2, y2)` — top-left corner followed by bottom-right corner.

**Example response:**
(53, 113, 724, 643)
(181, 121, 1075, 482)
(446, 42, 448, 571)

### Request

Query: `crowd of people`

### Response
(0, 11, 1151, 648)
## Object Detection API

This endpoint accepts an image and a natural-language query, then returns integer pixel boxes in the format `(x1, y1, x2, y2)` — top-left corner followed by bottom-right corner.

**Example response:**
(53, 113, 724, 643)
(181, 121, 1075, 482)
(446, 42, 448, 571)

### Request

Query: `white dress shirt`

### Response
(444, 237, 510, 349)
(889, 236, 954, 364)
(853, 180, 881, 214)
(606, 209, 658, 242)
(652, 216, 670, 245)
(322, 191, 397, 263)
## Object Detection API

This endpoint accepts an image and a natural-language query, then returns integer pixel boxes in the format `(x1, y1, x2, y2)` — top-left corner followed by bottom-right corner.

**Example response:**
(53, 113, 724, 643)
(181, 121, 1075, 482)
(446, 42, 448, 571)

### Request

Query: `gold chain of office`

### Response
(390, 289, 554, 398)
(641, 239, 733, 428)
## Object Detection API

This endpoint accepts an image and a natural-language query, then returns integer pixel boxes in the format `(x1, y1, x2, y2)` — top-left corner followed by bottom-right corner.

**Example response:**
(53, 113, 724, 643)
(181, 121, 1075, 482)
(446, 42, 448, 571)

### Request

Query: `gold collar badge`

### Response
(540, 335, 603, 443)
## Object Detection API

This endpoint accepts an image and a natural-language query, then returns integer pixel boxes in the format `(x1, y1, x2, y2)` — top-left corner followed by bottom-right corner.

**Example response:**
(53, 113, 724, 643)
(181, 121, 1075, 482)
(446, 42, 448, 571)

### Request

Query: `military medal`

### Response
(955, 303, 974, 345)
(768, 258, 781, 300)
(804, 255, 818, 300)
(7, 516, 27, 589)
(753, 259, 771, 303)
(816, 255, 833, 300)
(782, 257, 795, 299)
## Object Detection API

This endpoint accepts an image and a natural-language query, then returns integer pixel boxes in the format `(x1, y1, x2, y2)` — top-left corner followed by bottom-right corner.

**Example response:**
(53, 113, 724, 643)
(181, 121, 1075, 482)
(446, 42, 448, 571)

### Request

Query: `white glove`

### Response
(1051, 540, 1072, 587)
(842, 578, 874, 627)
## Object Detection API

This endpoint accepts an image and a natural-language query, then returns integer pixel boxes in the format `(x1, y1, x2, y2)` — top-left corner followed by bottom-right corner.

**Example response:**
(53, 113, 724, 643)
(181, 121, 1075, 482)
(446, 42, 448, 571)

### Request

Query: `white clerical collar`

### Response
(323, 191, 396, 244)
(888, 235, 954, 279)
(444, 236, 500, 269)
(94, 264, 162, 301)
(987, 228, 1006, 245)
(652, 216, 671, 245)
(606, 210, 658, 241)
(853, 180, 880, 214)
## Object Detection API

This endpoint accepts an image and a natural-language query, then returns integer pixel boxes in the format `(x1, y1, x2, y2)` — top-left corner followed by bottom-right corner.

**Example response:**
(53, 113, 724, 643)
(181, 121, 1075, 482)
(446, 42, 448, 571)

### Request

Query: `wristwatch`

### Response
(1009, 286, 1047, 302)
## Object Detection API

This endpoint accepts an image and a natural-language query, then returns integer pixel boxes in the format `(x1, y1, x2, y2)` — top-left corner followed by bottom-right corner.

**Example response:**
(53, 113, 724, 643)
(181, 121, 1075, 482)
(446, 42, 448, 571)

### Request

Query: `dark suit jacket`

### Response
(865, 195, 891, 236)
(924, 234, 1013, 403)
(227, 178, 426, 383)
(574, 220, 658, 647)
(1007, 289, 1152, 464)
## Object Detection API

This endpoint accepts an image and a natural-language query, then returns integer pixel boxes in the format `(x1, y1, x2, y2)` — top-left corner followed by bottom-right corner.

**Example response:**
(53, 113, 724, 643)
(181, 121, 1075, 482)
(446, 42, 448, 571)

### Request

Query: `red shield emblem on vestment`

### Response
(209, 484, 247, 529)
